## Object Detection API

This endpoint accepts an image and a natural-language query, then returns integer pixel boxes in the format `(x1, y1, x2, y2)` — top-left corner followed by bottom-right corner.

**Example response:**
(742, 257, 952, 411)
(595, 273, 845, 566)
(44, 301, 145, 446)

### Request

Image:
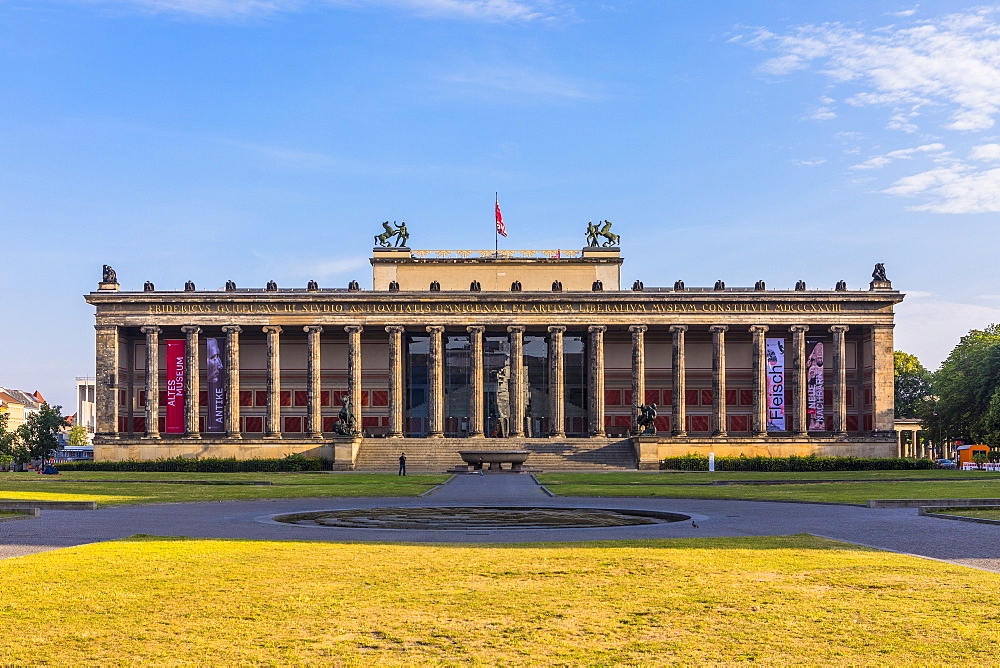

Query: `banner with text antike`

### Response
(765, 338, 785, 431)
(806, 339, 825, 431)
(205, 338, 225, 433)
(165, 340, 185, 433)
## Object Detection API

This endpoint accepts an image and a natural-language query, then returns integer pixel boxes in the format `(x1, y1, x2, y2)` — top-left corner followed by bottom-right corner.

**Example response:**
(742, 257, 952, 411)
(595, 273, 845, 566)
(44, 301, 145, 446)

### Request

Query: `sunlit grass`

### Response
(0, 472, 449, 506)
(934, 507, 1000, 521)
(0, 535, 998, 664)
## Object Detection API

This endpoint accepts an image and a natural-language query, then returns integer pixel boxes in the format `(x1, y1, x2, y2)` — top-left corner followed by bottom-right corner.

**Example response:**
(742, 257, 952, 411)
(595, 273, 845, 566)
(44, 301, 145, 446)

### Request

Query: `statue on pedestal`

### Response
(102, 265, 117, 284)
(635, 403, 657, 436)
(375, 221, 410, 248)
(334, 396, 357, 436)
(585, 220, 620, 247)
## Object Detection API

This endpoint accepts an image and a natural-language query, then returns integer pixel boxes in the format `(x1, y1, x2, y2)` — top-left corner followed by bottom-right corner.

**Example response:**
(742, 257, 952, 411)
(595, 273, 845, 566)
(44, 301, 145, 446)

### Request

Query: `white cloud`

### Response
(79, 0, 303, 18)
(851, 142, 946, 169)
(793, 157, 827, 166)
(363, 0, 554, 21)
(969, 142, 1000, 161)
(882, 163, 1000, 212)
(443, 65, 599, 99)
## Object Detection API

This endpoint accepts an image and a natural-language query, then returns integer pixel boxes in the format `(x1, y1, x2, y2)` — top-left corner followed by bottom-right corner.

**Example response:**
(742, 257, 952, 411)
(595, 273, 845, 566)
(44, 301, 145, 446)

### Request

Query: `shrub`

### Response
(57, 456, 331, 473)
(660, 454, 936, 472)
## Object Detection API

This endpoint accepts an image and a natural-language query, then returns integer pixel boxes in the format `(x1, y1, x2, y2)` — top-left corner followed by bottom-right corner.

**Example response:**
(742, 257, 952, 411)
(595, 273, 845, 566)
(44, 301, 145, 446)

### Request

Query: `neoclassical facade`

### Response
(86, 246, 903, 467)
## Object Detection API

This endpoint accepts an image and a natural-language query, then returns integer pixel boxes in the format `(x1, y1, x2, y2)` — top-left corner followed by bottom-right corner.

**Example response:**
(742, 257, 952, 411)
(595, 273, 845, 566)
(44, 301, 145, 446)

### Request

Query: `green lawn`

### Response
(0, 472, 449, 506)
(537, 471, 1000, 504)
(934, 507, 1000, 521)
(1, 535, 998, 664)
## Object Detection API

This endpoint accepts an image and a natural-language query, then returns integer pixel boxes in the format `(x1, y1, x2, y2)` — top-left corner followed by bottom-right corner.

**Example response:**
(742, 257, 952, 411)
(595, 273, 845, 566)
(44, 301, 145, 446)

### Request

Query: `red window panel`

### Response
(323, 416, 338, 432)
(701, 390, 714, 406)
(863, 414, 873, 431)
(255, 391, 268, 407)
(407, 417, 423, 433)
(361, 391, 370, 407)
(622, 390, 633, 407)
(119, 390, 127, 407)
(725, 390, 738, 406)
(198, 417, 205, 432)
(362, 416, 380, 428)
(824, 414, 832, 428)
(132, 417, 146, 433)
(244, 417, 264, 433)
(739, 390, 753, 406)
(605, 390, 622, 407)
(729, 415, 749, 432)
(846, 389, 855, 406)
(321, 390, 331, 407)
(293, 391, 308, 407)
(372, 391, 389, 407)
(280, 391, 292, 407)
(823, 389, 832, 404)
(117, 416, 128, 432)
(284, 417, 302, 433)
(138, 391, 146, 407)
(445, 417, 459, 433)
(685, 389, 699, 406)
(645, 390, 660, 406)
(662, 389, 673, 405)
(158, 417, 165, 433)
(199, 391, 208, 407)
(653, 415, 670, 432)
(690, 416, 710, 432)
(159, 390, 168, 406)
(614, 415, 632, 428)
(239, 391, 253, 407)
(333, 390, 349, 405)
(604, 415, 613, 426)
(381, 417, 390, 427)
(846, 415, 859, 431)
(864, 388, 872, 405)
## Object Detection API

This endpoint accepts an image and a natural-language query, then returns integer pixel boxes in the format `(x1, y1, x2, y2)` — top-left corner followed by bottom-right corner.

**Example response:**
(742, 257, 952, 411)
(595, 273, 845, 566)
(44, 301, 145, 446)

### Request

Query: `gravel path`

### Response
(2, 474, 998, 572)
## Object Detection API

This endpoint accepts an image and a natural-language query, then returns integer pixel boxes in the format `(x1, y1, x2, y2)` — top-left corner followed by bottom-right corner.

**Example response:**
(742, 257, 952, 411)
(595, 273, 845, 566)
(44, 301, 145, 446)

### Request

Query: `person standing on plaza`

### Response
(398, 452, 406, 476)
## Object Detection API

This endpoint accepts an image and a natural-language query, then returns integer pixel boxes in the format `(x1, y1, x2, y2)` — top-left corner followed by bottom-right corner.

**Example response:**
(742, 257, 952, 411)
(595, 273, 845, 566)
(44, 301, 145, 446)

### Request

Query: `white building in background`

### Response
(76, 377, 96, 436)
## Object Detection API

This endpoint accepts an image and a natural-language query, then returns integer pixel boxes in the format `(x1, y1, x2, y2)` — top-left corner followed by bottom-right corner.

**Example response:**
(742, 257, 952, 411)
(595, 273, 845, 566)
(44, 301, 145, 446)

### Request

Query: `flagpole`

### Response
(495, 192, 499, 257)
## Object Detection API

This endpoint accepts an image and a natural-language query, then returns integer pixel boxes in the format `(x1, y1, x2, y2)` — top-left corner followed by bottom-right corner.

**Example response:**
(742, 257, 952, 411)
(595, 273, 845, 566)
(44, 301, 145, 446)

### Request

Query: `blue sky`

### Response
(3, 0, 1000, 410)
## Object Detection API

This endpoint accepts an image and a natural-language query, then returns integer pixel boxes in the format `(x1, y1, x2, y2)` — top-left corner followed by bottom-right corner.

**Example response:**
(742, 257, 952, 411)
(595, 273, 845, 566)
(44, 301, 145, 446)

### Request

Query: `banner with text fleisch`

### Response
(165, 340, 185, 433)
(806, 339, 825, 431)
(205, 338, 225, 433)
(765, 338, 785, 431)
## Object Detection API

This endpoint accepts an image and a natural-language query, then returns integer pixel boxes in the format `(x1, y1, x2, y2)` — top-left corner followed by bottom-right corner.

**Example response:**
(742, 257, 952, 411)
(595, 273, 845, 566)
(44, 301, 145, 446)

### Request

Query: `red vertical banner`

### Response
(165, 339, 185, 433)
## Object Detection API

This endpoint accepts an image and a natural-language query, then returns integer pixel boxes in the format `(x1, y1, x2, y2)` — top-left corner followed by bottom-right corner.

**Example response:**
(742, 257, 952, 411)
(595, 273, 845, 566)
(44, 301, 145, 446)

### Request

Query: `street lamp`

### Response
(923, 395, 941, 459)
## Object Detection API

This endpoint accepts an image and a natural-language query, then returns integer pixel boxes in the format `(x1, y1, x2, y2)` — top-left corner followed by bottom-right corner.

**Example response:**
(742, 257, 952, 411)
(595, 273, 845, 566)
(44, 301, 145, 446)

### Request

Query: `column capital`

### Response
(94, 324, 118, 332)
(140, 325, 162, 335)
(385, 325, 405, 334)
(709, 325, 729, 334)
(221, 325, 242, 334)
(262, 325, 282, 334)
(629, 325, 648, 334)
(426, 325, 444, 334)
(303, 325, 324, 334)
(588, 325, 607, 334)
(789, 324, 810, 334)
(181, 325, 201, 335)
(828, 324, 850, 334)
(506, 325, 525, 334)
(872, 323, 895, 331)
(749, 324, 769, 334)
(466, 325, 485, 335)
(669, 324, 688, 334)
(547, 325, 566, 334)
(345, 325, 364, 334)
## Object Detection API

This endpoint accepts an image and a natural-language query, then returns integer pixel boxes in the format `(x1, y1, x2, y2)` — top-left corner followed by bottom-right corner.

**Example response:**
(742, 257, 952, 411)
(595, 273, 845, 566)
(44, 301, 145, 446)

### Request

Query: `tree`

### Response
(67, 424, 89, 447)
(932, 324, 1000, 445)
(0, 412, 18, 469)
(894, 351, 932, 418)
(15, 403, 68, 464)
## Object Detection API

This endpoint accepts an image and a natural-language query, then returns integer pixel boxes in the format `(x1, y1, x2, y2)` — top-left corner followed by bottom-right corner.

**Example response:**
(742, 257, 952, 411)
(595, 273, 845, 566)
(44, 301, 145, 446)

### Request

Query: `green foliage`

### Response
(932, 324, 1000, 446)
(0, 412, 18, 461)
(56, 456, 331, 473)
(67, 425, 89, 447)
(660, 454, 936, 472)
(894, 350, 932, 418)
(15, 404, 68, 463)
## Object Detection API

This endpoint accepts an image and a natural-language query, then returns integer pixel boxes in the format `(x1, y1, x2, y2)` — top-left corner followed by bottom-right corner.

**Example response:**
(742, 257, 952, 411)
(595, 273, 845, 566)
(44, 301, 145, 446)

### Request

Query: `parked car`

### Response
(934, 458, 957, 469)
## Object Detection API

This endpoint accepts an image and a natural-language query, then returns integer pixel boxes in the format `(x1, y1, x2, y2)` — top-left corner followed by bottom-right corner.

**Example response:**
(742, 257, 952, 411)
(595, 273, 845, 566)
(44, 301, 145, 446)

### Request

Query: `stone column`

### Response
(222, 325, 242, 438)
(345, 325, 363, 436)
(466, 326, 485, 437)
(588, 325, 607, 437)
(140, 326, 161, 439)
(304, 325, 323, 438)
(426, 326, 444, 437)
(872, 324, 896, 432)
(629, 325, 647, 422)
(710, 325, 728, 436)
(507, 326, 525, 437)
(829, 325, 849, 435)
(670, 325, 688, 436)
(386, 326, 405, 437)
(95, 324, 119, 439)
(263, 325, 282, 438)
(548, 326, 566, 437)
(790, 325, 810, 436)
(750, 325, 769, 436)
(181, 325, 202, 439)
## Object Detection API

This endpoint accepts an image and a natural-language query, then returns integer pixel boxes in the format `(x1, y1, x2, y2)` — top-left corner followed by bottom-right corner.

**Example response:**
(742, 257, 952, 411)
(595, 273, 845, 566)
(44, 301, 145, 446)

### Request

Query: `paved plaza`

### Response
(2, 474, 998, 572)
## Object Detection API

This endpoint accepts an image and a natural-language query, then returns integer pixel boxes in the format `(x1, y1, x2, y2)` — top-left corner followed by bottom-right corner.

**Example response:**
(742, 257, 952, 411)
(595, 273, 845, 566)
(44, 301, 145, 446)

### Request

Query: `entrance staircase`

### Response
(353, 437, 637, 471)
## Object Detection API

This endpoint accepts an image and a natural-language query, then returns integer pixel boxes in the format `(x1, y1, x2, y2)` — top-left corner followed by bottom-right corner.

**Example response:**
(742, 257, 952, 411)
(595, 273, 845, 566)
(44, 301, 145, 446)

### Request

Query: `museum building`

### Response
(85, 240, 903, 469)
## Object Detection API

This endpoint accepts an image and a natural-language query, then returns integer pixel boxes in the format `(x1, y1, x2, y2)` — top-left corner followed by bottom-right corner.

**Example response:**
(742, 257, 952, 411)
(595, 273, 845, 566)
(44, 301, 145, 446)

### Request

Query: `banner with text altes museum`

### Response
(766, 338, 785, 431)
(165, 339, 185, 433)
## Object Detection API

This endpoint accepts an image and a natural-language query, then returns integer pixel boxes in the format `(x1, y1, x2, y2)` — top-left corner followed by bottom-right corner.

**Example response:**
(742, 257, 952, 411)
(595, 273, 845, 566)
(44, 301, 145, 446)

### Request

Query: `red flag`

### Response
(495, 198, 507, 237)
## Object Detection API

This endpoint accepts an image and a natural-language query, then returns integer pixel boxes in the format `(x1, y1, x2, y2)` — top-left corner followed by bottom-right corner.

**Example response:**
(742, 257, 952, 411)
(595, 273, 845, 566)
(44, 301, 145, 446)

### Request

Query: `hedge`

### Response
(56, 455, 331, 473)
(660, 454, 937, 472)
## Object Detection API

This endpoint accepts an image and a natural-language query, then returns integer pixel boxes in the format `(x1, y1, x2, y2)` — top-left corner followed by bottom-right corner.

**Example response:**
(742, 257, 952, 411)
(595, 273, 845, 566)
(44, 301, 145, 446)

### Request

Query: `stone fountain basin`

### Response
(459, 450, 530, 465)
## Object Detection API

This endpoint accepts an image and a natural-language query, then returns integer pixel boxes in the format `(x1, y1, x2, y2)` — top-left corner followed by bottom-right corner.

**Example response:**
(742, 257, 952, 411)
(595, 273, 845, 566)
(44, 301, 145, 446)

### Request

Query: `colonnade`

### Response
(95, 322, 893, 440)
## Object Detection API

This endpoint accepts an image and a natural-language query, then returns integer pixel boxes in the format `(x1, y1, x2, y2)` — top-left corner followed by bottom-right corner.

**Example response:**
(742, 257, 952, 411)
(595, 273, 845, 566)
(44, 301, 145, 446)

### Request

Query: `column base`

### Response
(468, 431, 484, 437)
(591, 431, 607, 438)
(671, 431, 687, 437)
(427, 432, 444, 439)
(713, 431, 728, 437)
(142, 434, 161, 440)
(308, 432, 323, 439)
(183, 434, 202, 440)
(549, 432, 566, 438)
(263, 434, 283, 440)
(227, 433, 243, 439)
(388, 432, 403, 438)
